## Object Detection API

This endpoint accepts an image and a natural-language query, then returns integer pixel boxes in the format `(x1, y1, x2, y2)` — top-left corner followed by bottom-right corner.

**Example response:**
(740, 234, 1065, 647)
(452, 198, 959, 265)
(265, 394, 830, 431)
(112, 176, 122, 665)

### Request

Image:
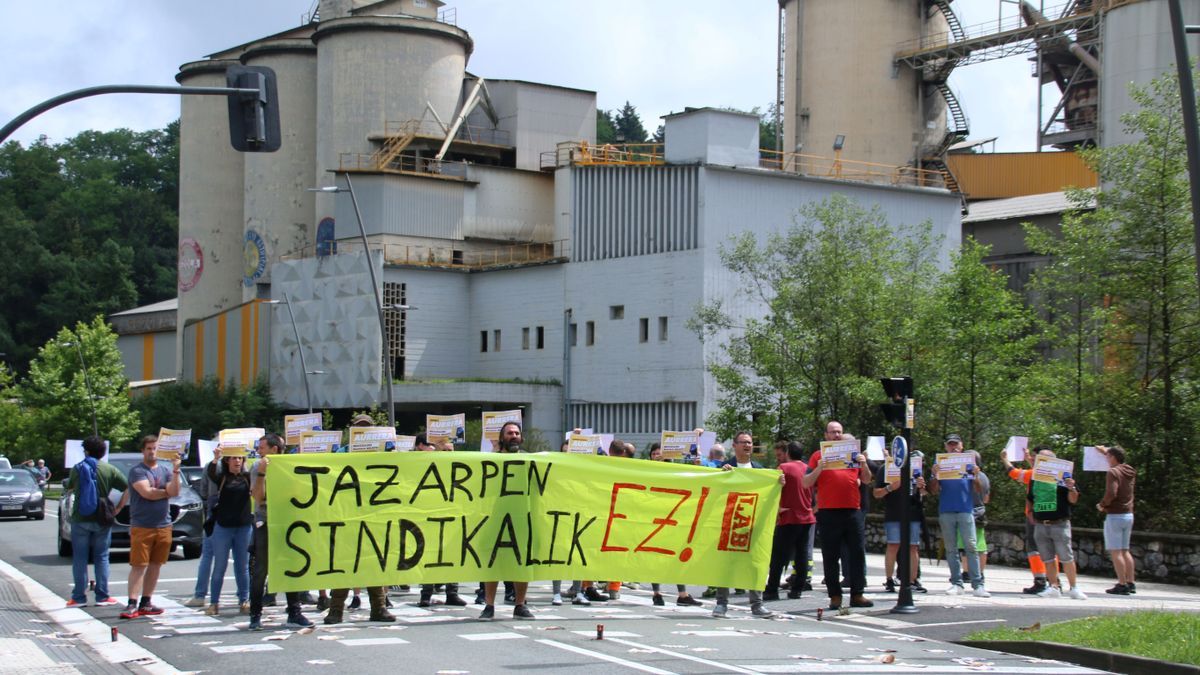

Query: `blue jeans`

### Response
(70, 520, 112, 603)
(192, 532, 215, 599)
(939, 511, 982, 588)
(209, 523, 252, 604)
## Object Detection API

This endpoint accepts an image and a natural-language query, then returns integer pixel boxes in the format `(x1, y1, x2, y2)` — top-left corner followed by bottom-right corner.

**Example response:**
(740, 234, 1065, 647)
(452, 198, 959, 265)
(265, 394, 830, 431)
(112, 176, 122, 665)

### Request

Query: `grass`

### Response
(967, 611, 1200, 666)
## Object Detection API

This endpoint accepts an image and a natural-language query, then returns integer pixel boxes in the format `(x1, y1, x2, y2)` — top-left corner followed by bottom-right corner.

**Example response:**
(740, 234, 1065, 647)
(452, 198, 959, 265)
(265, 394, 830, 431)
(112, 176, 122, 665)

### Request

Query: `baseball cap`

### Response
(351, 414, 374, 426)
(944, 433, 962, 443)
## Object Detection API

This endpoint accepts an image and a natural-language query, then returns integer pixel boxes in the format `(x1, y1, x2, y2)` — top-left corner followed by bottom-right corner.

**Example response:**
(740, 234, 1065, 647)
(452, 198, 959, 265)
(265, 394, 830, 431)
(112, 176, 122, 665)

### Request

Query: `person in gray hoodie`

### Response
(1095, 445, 1136, 595)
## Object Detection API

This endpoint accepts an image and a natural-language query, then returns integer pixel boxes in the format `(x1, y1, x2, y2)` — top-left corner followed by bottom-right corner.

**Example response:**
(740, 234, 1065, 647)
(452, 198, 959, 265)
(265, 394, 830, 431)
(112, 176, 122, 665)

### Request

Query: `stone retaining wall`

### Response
(864, 514, 1200, 585)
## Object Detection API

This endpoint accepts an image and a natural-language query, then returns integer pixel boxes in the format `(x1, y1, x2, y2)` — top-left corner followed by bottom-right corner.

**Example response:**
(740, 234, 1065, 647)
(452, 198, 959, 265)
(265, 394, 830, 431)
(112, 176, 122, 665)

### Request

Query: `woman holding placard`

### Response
(203, 450, 253, 615)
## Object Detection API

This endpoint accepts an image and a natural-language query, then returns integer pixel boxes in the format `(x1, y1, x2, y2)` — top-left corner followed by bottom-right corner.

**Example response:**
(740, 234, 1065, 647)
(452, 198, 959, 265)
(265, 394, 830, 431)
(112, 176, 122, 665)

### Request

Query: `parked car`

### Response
(15, 464, 47, 491)
(0, 469, 45, 519)
(57, 453, 204, 558)
(0, 456, 12, 470)
(180, 465, 207, 491)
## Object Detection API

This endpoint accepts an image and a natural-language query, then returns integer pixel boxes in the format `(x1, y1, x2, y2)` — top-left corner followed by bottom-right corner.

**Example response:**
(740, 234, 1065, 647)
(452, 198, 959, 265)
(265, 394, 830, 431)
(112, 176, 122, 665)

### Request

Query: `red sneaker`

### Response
(136, 604, 164, 616)
(95, 597, 120, 606)
(119, 603, 139, 619)
(65, 599, 86, 608)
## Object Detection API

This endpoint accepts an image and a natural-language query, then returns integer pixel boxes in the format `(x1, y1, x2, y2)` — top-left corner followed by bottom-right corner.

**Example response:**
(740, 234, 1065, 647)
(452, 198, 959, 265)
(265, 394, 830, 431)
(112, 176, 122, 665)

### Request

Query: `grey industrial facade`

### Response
(111, 0, 963, 448)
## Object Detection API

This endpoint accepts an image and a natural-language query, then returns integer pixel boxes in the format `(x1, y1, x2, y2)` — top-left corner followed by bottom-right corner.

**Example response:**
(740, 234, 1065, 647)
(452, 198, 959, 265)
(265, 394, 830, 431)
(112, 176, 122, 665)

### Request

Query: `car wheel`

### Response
(182, 542, 202, 560)
(58, 536, 72, 557)
(33, 512, 45, 521)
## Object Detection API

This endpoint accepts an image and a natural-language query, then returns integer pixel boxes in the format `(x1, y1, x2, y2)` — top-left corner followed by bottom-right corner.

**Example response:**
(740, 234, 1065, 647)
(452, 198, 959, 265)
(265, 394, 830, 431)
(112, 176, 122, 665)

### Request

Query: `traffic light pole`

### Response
(0, 84, 259, 146)
(893, 425, 918, 614)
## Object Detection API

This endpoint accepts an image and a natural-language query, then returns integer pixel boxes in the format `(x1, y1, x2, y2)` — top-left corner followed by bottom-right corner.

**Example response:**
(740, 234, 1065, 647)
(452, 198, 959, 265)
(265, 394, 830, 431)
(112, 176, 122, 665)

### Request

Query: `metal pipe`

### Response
(281, 292, 313, 414)
(1067, 42, 1100, 74)
(1168, 0, 1200, 302)
(339, 173, 396, 429)
(561, 308, 572, 436)
(0, 84, 258, 146)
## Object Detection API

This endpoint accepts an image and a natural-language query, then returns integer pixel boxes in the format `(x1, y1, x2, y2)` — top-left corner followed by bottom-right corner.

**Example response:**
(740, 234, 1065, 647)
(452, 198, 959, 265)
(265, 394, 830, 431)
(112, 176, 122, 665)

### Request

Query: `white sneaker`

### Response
(972, 586, 991, 598)
(552, 593, 563, 606)
(1067, 587, 1088, 600)
(1037, 586, 1062, 598)
(572, 594, 591, 606)
(183, 596, 207, 608)
(946, 584, 963, 596)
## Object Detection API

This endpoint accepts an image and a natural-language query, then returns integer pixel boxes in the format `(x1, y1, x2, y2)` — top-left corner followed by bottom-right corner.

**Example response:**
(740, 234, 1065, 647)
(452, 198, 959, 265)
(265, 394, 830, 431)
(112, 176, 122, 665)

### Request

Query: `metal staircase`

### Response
(370, 122, 419, 171)
(928, 0, 966, 44)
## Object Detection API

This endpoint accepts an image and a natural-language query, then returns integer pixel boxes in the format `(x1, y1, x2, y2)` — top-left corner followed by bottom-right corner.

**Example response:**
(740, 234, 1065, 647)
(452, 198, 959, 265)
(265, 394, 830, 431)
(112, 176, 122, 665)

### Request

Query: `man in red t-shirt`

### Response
(802, 421, 874, 610)
(764, 441, 816, 601)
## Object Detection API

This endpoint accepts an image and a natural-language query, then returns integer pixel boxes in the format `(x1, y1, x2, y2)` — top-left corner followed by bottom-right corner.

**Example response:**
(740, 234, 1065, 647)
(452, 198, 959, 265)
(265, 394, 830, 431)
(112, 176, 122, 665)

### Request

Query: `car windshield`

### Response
(0, 470, 37, 487)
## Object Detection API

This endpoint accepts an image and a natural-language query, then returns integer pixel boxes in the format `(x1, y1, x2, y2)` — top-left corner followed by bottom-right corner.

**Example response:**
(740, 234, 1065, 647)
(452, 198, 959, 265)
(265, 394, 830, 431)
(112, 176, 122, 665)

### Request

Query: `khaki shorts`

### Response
(129, 527, 172, 567)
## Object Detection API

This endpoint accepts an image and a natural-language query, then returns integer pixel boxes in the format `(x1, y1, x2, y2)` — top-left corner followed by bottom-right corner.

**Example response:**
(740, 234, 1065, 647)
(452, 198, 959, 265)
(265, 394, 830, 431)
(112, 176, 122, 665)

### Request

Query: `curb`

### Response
(958, 640, 1200, 675)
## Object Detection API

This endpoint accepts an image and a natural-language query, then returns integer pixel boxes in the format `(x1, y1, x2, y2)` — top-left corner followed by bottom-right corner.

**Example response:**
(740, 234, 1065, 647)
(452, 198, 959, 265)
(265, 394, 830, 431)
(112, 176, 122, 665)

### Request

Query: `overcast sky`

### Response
(0, 0, 1040, 152)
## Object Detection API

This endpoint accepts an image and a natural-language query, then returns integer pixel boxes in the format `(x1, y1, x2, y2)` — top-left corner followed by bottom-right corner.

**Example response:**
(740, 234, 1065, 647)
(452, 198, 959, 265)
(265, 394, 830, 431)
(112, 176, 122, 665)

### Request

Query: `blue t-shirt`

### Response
(127, 462, 173, 528)
(937, 476, 975, 513)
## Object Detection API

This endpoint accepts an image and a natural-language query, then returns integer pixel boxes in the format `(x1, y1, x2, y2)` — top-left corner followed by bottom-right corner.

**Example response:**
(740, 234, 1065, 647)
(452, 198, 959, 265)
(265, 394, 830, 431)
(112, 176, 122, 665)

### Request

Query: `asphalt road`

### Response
(4, 504, 1191, 674)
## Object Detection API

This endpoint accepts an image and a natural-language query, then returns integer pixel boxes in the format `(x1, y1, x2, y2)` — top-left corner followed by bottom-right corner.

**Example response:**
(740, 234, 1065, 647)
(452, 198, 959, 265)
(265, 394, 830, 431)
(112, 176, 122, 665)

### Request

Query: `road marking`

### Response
(0, 557, 183, 674)
(570, 630, 642, 637)
(753, 662, 1099, 667)
(170, 625, 239, 634)
(210, 644, 282, 653)
(839, 613, 918, 629)
(535, 638, 678, 675)
(338, 637, 410, 646)
(911, 618, 1008, 629)
(604, 637, 762, 674)
(459, 631, 527, 641)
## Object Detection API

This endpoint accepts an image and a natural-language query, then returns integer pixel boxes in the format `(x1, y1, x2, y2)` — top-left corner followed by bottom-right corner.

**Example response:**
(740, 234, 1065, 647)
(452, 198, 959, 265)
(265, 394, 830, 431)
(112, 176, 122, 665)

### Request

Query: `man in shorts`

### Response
(120, 435, 181, 619)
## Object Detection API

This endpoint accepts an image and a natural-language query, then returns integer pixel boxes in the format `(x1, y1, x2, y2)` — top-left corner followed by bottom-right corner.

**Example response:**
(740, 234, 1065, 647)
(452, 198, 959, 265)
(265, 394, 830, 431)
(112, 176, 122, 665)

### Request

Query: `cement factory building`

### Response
(108, 0, 1194, 447)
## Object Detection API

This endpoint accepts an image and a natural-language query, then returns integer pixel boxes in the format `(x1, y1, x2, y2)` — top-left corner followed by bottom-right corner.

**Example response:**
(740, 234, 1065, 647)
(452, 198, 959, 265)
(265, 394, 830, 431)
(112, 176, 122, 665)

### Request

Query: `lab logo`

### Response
(178, 237, 204, 292)
(717, 492, 758, 552)
(243, 230, 267, 287)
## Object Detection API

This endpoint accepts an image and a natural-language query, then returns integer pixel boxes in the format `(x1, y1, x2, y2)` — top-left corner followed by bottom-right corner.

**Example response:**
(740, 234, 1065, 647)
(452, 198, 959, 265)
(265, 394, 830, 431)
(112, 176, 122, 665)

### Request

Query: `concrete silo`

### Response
(1100, 0, 1200, 147)
(175, 59, 246, 377)
(240, 36, 319, 302)
(779, 0, 950, 169)
(312, 0, 473, 225)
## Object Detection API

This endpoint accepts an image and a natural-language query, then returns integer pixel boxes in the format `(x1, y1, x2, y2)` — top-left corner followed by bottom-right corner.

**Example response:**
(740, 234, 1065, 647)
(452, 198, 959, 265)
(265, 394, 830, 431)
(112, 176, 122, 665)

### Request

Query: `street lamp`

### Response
(59, 340, 99, 437)
(264, 293, 315, 414)
(308, 176, 395, 428)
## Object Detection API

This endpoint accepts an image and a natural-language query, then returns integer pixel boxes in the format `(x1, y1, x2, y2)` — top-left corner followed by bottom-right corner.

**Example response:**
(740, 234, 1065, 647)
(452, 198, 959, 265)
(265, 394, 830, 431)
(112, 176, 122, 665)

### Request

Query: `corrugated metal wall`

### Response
(572, 166, 699, 261)
(181, 300, 270, 385)
(946, 152, 1097, 200)
(568, 401, 698, 436)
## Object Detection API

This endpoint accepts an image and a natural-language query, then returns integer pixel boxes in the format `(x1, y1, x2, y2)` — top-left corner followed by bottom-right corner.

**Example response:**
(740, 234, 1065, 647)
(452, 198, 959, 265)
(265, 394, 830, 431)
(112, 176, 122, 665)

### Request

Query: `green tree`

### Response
(133, 377, 282, 451)
(596, 110, 617, 144)
(691, 195, 940, 443)
(0, 363, 27, 459)
(1025, 71, 1200, 530)
(18, 316, 140, 470)
(613, 101, 648, 143)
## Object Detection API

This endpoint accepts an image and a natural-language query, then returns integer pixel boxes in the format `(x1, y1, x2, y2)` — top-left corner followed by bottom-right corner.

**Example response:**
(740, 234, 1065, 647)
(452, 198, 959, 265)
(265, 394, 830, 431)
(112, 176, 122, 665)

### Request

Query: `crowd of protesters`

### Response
(60, 419, 1136, 628)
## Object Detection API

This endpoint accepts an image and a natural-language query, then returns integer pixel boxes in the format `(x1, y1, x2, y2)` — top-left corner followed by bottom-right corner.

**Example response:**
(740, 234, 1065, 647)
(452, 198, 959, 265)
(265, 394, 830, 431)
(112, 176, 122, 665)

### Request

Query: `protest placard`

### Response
(865, 436, 886, 462)
(218, 428, 265, 455)
(284, 413, 323, 446)
(64, 439, 108, 467)
(1004, 436, 1029, 463)
(155, 428, 191, 460)
(911, 455, 924, 478)
(267, 452, 780, 591)
(1033, 456, 1074, 484)
(1082, 446, 1108, 471)
(935, 453, 973, 481)
(819, 439, 860, 470)
(395, 435, 416, 452)
(480, 410, 523, 453)
(660, 430, 701, 460)
(426, 414, 466, 446)
(885, 462, 901, 487)
(197, 439, 218, 467)
(299, 430, 343, 454)
(568, 434, 602, 454)
(348, 426, 396, 453)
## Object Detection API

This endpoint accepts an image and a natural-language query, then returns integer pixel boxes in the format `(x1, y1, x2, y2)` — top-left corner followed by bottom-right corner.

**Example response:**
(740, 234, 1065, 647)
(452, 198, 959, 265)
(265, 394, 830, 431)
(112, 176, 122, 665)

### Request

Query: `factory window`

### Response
(536, 326, 545, 349)
(480, 331, 488, 353)
(522, 327, 530, 350)
(383, 282, 407, 379)
(609, 305, 624, 320)
(452, 249, 464, 265)
(586, 321, 595, 346)
(658, 316, 668, 342)
(493, 329, 502, 352)
(568, 401, 699, 434)
(569, 323, 577, 347)
(639, 318, 649, 343)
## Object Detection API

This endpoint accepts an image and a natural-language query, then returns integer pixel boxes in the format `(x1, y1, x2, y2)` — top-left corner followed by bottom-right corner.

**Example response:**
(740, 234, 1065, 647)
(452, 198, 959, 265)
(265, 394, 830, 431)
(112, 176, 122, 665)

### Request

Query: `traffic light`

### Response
(879, 377, 913, 429)
(225, 65, 280, 152)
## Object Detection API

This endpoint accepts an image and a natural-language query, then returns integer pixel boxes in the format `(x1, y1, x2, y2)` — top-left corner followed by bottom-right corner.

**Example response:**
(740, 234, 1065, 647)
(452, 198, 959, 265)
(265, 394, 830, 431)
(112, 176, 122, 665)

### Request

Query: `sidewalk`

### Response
(0, 559, 178, 675)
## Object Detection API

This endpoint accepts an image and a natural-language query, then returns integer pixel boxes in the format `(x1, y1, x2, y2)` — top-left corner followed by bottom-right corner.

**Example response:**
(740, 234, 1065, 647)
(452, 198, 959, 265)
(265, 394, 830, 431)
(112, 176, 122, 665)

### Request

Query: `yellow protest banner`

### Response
(265, 452, 780, 592)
